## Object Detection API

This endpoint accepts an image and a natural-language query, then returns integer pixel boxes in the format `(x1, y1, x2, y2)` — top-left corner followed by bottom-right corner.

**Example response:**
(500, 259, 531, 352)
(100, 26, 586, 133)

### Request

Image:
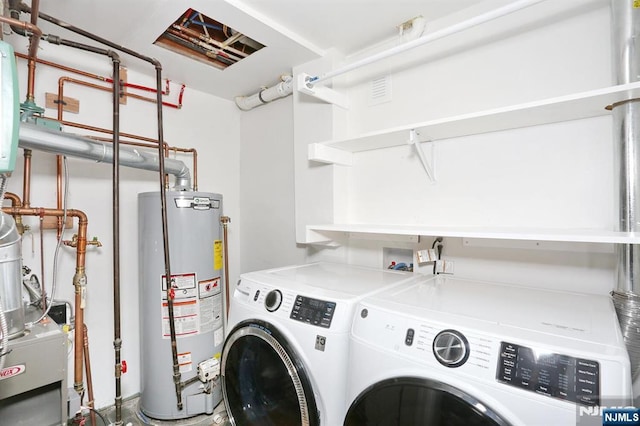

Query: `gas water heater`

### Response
(138, 191, 225, 420)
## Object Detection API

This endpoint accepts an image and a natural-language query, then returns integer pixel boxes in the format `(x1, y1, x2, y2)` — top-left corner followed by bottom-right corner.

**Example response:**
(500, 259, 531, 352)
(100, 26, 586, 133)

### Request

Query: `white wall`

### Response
(4, 35, 241, 408)
(293, 1, 617, 294)
(239, 96, 307, 272)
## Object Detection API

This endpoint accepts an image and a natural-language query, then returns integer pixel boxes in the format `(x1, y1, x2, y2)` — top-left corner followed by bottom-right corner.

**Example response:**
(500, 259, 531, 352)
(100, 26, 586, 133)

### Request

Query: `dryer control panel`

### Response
(496, 341, 599, 406)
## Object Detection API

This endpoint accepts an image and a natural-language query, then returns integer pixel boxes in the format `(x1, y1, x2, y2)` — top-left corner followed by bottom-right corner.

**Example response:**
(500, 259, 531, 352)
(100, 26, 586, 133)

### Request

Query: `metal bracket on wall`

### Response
(297, 73, 349, 109)
(408, 129, 436, 182)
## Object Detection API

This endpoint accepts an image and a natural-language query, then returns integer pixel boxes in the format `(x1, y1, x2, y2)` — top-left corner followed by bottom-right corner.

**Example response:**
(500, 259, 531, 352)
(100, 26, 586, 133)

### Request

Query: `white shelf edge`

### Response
(307, 224, 640, 244)
(308, 82, 640, 163)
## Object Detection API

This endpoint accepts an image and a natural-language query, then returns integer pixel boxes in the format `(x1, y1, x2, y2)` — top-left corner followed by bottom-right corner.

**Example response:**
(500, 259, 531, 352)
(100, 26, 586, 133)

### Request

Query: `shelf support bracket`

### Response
(297, 73, 349, 109)
(408, 129, 436, 182)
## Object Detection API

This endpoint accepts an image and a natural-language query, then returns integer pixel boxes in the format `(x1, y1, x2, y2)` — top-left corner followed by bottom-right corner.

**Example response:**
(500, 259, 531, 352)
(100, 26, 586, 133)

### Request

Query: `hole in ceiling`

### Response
(154, 8, 266, 70)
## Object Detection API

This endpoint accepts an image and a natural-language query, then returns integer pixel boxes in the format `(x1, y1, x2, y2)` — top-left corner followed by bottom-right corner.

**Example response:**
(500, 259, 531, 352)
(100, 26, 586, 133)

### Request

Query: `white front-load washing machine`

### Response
(344, 275, 632, 426)
(220, 262, 416, 426)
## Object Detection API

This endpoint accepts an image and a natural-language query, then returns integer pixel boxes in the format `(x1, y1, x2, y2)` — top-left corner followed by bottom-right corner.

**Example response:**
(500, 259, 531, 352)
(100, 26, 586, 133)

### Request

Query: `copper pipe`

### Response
(105, 76, 171, 95)
(49, 119, 162, 145)
(15, 53, 182, 108)
(22, 149, 32, 208)
(15, 53, 173, 97)
(59, 76, 181, 109)
(27, 0, 40, 103)
(4, 193, 25, 235)
(3, 192, 22, 207)
(9, 2, 40, 210)
(87, 136, 159, 150)
(221, 216, 231, 318)
(1, 207, 88, 394)
(56, 154, 62, 239)
(0, 15, 42, 102)
(83, 325, 96, 426)
(15, 52, 107, 81)
(39, 216, 46, 314)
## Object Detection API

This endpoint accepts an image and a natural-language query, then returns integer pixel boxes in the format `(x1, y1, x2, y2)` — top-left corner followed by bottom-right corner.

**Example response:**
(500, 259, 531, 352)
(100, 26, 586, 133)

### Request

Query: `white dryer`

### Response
(220, 262, 416, 426)
(345, 275, 632, 426)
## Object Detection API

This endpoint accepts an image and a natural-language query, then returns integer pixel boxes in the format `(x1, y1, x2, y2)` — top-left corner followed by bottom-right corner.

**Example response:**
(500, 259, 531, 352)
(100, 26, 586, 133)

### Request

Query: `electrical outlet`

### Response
(435, 260, 454, 274)
(417, 249, 438, 264)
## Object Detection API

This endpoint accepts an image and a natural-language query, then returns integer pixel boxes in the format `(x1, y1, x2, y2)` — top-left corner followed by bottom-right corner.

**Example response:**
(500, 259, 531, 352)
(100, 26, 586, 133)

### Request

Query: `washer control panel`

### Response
(290, 295, 336, 328)
(496, 341, 600, 406)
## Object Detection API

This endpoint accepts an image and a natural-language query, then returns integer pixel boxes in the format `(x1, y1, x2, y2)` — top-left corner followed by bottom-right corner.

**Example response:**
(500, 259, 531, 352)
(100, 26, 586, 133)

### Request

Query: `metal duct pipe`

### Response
(235, 75, 293, 111)
(18, 122, 192, 190)
(611, 0, 640, 382)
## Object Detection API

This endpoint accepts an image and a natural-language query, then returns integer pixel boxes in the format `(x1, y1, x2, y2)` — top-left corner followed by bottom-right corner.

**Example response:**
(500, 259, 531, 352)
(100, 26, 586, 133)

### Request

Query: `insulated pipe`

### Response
(611, 0, 640, 383)
(309, 0, 544, 86)
(1, 207, 88, 395)
(235, 76, 293, 111)
(18, 122, 192, 190)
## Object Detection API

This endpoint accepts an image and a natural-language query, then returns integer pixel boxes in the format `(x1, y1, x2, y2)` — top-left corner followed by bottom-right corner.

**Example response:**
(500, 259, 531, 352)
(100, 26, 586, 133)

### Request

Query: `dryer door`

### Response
(344, 377, 511, 426)
(221, 319, 320, 426)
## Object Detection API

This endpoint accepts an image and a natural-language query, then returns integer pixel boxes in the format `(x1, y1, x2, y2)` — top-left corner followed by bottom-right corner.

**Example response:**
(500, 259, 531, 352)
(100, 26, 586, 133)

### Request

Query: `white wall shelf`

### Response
(308, 82, 640, 164)
(307, 224, 640, 244)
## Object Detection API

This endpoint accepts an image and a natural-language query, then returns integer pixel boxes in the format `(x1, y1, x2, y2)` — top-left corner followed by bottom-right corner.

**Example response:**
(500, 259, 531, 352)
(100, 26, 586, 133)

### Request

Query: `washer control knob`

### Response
(264, 289, 283, 312)
(433, 329, 469, 368)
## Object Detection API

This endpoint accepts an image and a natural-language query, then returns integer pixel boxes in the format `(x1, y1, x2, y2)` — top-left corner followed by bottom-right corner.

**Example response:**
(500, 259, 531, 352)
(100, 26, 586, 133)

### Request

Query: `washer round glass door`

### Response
(221, 320, 320, 426)
(344, 377, 511, 426)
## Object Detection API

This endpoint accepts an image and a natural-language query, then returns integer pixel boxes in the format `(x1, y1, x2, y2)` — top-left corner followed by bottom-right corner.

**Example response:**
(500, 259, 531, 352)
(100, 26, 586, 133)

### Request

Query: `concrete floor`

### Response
(74, 396, 229, 426)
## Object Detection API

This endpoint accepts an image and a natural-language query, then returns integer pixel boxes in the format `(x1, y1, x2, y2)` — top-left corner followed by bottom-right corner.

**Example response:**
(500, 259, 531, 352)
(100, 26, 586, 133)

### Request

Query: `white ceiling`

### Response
(26, 0, 480, 101)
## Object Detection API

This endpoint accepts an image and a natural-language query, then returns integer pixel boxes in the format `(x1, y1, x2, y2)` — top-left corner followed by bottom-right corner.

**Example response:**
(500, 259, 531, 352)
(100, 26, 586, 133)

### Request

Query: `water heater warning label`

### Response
(161, 273, 222, 339)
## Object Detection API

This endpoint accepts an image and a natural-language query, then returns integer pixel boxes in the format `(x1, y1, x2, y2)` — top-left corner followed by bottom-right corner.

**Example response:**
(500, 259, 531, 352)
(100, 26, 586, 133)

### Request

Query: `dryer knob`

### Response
(264, 289, 283, 312)
(433, 329, 469, 368)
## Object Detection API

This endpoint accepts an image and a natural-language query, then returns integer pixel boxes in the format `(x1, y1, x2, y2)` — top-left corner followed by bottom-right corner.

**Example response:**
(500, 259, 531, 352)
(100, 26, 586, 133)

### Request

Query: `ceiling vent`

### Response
(154, 8, 265, 70)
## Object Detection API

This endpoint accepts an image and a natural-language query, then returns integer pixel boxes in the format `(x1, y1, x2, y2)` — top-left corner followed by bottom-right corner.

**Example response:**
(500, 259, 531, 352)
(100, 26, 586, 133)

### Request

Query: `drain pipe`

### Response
(610, 0, 640, 389)
(235, 75, 293, 111)
(26, 4, 185, 412)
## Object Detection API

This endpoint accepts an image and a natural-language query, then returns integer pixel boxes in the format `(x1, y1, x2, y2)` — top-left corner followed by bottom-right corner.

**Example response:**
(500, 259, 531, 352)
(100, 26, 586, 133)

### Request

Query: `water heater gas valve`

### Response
(197, 358, 220, 382)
